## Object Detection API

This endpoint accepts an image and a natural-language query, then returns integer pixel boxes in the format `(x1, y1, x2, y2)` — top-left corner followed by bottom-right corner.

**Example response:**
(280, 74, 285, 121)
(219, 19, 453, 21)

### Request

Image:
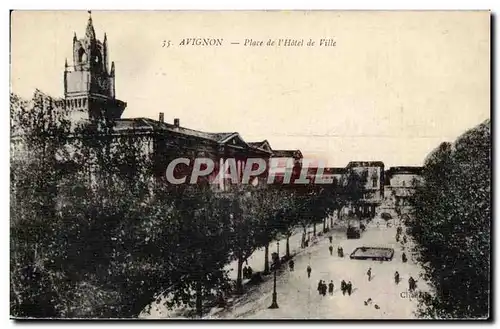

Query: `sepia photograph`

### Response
(9, 10, 491, 320)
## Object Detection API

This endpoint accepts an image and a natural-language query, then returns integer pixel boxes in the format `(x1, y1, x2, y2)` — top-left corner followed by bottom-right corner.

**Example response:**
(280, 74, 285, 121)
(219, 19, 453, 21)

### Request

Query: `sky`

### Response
(10, 11, 490, 167)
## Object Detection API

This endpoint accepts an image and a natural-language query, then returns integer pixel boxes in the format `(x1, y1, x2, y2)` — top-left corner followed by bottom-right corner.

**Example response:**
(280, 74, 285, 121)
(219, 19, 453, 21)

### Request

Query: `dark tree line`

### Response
(10, 92, 356, 318)
(407, 119, 490, 319)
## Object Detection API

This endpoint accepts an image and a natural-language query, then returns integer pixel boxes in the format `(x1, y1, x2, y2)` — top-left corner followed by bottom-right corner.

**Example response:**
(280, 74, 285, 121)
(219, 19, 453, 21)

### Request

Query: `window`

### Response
(78, 47, 86, 63)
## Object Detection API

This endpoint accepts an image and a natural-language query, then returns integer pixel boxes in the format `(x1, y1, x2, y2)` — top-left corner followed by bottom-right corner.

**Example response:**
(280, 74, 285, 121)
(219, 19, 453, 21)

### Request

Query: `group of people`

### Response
(341, 280, 353, 295)
(394, 271, 417, 291)
(242, 265, 253, 279)
(317, 280, 335, 296)
(315, 279, 353, 296)
(327, 244, 345, 257)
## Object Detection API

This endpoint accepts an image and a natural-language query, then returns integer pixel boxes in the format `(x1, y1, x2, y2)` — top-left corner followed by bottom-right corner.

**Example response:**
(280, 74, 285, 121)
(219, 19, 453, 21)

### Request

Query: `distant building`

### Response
(322, 167, 346, 188)
(384, 166, 423, 213)
(270, 149, 303, 185)
(345, 161, 385, 218)
(10, 14, 281, 191)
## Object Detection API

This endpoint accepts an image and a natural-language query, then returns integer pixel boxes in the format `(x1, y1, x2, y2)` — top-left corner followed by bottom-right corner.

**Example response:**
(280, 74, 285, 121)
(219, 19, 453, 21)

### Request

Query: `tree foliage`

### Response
(10, 91, 342, 318)
(407, 119, 491, 319)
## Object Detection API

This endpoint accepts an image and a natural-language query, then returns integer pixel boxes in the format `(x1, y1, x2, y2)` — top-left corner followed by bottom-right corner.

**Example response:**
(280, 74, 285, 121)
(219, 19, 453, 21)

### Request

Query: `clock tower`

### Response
(64, 12, 126, 122)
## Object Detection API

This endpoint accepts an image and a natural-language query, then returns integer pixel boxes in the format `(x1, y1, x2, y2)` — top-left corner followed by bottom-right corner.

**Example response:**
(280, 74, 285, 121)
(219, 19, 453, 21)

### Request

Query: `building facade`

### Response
(12, 14, 424, 205)
(383, 166, 423, 215)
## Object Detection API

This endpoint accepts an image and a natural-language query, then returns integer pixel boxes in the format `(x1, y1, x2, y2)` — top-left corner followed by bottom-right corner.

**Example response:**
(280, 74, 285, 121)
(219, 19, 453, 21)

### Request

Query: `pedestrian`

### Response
(307, 265, 312, 278)
(317, 280, 323, 295)
(328, 280, 334, 295)
(396, 233, 400, 242)
(339, 247, 344, 258)
(347, 281, 353, 296)
(329, 245, 333, 256)
(329, 236, 333, 243)
(397, 226, 402, 235)
(341, 280, 347, 295)
(337, 246, 341, 257)
(394, 271, 400, 285)
(408, 276, 416, 291)
(289, 259, 294, 271)
(243, 266, 248, 279)
(367, 267, 372, 281)
(217, 291, 226, 307)
(402, 252, 407, 263)
(321, 282, 327, 296)
(247, 266, 253, 278)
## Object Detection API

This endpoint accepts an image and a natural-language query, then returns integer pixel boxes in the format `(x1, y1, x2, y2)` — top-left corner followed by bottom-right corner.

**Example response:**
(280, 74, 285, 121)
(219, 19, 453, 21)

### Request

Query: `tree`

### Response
(407, 120, 490, 319)
(11, 91, 73, 317)
(275, 189, 300, 258)
(254, 187, 298, 273)
(224, 185, 267, 294)
(166, 185, 234, 318)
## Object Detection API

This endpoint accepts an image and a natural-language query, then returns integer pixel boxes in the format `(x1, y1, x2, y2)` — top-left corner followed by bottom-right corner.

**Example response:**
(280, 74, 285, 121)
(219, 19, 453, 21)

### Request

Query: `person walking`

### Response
(289, 259, 295, 271)
(307, 265, 312, 278)
(328, 280, 334, 295)
(347, 281, 353, 296)
(329, 245, 333, 256)
(408, 276, 416, 291)
(367, 267, 372, 281)
(341, 280, 347, 295)
(394, 271, 400, 285)
(402, 252, 407, 263)
(339, 247, 344, 258)
(321, 282, 327, 296)
(317, 280, 323, 295)
(329, 236, 333, 243)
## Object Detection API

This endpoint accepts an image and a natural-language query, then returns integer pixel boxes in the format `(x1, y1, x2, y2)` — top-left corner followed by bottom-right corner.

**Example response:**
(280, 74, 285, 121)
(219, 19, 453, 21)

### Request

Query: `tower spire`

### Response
(85, 11, 95, 40)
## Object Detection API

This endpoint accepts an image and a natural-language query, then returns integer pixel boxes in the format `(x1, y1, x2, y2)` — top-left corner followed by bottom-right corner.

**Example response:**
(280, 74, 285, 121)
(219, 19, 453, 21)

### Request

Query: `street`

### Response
(209, 221, 430, 319)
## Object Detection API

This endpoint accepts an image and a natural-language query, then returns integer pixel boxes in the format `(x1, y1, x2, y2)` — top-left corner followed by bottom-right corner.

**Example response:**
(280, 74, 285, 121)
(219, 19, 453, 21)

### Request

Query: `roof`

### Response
(248, 140, 273, 154)
(114, 118, 237, 143)
(386, 166, 423, 175)
(272, 150, 303, 158)
(323, 167, 346, 175)
(347, 161, 385, 168)
(248, 141, 264, 148)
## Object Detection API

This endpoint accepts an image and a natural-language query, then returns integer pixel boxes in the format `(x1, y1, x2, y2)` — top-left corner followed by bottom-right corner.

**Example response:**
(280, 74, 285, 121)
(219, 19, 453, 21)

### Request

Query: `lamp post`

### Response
(269, 241, 279, 309)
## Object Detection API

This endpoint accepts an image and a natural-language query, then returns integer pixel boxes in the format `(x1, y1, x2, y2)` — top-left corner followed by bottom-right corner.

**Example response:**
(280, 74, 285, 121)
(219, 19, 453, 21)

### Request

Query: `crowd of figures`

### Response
(309, 222, 419, 311)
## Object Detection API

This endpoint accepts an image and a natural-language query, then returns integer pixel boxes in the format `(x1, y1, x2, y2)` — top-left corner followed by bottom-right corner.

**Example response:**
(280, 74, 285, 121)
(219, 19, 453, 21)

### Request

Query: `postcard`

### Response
(10, 10, 491, 320)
